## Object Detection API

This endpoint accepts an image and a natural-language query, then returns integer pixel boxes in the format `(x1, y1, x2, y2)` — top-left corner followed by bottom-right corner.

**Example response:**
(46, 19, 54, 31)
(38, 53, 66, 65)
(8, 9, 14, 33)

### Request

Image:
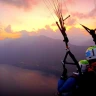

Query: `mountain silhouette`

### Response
(0, 35, 90, 77)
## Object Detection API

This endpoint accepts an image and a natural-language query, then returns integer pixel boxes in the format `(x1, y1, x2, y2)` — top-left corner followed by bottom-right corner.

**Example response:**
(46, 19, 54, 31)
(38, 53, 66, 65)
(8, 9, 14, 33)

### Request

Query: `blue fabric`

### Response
(58, 77, 77, 93)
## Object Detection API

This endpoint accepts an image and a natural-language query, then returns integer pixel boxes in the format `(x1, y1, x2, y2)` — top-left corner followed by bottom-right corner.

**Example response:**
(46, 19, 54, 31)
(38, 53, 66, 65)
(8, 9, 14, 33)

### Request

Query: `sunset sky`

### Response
(0, 0, 96, 43)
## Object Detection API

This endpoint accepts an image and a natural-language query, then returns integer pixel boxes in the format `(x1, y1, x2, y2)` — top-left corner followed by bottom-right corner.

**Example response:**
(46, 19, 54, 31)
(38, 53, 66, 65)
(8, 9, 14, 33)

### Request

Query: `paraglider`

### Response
(43, 0, 96, 96)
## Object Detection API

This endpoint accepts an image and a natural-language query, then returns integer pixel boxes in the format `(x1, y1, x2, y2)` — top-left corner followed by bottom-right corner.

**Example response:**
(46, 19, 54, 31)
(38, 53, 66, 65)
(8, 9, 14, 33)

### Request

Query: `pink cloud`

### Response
(65, 0, 76, 5)
(61, 0, 96, 19)
(0, 0, 39, 10)
(72, 12, 86, 19)
(5, 25, 12, 33)
(65, 18, 76, 26)
(88, 7, 96, 18)
(72, 8, 96, 19)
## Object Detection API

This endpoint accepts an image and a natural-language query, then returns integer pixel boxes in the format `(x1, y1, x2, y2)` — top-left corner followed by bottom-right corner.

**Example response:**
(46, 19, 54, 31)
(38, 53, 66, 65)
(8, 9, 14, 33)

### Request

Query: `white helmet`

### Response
(85, 46, 96, 60)
(79, 60, 89, 73)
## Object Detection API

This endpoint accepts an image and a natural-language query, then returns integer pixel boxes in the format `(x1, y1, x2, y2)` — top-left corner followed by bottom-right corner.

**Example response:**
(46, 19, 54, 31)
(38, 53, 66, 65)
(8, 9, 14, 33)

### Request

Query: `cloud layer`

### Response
(0, 0, 39, 10)
(0, 23, 94, 46)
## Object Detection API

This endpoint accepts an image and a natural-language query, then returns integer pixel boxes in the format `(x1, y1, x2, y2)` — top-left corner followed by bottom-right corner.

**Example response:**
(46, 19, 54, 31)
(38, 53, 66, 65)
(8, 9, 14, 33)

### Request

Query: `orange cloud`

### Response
(0, 31, 21, 40)
(0, 25, 21, 40)
(0, 22, 93, 46)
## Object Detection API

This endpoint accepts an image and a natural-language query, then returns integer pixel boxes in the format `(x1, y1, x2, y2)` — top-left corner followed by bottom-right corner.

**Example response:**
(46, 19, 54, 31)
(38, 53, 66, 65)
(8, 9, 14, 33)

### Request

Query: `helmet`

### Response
(79, 60, 89, 73)
(85, 46, 96, 60)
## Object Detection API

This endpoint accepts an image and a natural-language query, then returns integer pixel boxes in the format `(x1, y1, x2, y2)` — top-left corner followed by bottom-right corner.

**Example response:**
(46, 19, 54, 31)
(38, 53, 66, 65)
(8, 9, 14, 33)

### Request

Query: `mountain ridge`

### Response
(0, 35, 91, 77)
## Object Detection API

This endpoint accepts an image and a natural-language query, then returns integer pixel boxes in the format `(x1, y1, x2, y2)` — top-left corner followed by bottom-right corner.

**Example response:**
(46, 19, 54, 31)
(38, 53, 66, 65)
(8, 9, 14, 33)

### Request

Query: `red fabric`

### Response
(91, 62, 96, 67)
(88, 68, 93, 72)
(88, 62, 96, 72)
